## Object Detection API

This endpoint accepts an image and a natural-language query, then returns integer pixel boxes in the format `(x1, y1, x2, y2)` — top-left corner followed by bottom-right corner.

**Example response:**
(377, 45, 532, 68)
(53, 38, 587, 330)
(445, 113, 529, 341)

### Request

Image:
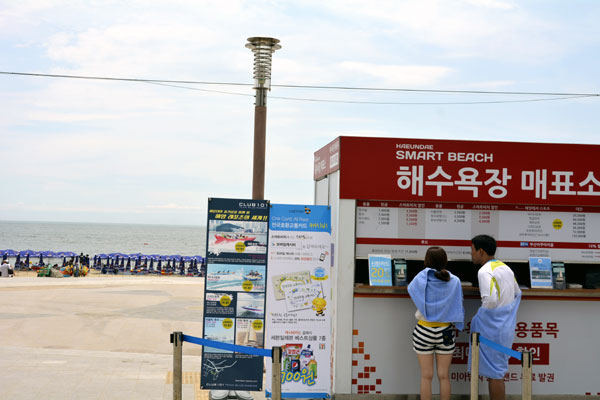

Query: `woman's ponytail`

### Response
(434, 268, 451, 282)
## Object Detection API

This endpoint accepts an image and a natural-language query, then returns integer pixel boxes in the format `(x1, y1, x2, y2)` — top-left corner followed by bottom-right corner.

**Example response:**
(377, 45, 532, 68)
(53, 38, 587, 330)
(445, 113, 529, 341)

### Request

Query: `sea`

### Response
(0, 220, 207, 257)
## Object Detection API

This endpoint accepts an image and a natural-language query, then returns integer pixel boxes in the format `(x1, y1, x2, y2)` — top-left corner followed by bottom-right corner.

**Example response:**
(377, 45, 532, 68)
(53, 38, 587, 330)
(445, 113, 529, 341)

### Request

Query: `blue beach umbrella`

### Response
(4, 249, 18, 257)
(157, 259, 162, 271)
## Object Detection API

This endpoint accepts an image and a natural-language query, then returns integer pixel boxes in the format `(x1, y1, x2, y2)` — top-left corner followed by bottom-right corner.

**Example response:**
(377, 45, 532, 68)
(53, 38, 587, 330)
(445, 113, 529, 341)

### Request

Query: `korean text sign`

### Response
(316, 137, 600, 206)
(201, 198, 269, 391)
(266, 204, 332, 398)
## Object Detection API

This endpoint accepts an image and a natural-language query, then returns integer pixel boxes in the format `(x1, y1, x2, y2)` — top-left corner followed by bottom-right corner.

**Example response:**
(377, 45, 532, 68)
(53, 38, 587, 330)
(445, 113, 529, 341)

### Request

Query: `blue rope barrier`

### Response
(478, 335, 522, 361)
(182, 334, 272, 358)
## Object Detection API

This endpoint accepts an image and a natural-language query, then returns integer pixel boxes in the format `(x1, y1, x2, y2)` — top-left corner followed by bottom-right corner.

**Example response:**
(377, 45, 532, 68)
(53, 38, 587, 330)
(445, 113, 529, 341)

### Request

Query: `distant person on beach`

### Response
(469, 235, 521, 400)
(1, 260, 12, 277)
(408, 247, 464, 400)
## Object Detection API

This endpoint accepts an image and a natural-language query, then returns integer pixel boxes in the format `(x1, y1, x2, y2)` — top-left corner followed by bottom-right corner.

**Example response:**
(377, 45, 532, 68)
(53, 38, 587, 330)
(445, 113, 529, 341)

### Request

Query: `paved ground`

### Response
(0, 275, 268, 400)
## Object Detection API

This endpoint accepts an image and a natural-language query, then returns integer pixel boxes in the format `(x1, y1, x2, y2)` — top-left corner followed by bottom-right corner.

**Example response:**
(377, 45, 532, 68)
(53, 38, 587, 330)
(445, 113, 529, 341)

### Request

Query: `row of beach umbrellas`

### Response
(1, 249, 80, 267)
(0, 249, 77, 258)
(95, 254, 204, 276)
(1, 249, 204, 270)
(94, 253, 204, 262)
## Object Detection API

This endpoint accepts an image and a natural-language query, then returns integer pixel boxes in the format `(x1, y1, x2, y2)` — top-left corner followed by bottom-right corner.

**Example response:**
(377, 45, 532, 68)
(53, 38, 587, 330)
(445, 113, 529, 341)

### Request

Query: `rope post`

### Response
(171, 331, 183, 400)
(271, 346, 282, 400)
(522, 350, 532, 400)
(470, 332, 480, 400)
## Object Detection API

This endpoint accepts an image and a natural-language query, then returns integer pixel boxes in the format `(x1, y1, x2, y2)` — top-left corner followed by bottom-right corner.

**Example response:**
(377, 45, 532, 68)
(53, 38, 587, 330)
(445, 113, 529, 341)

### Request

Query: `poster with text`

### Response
(201, 198, 269, 391)
(266, 204, 332, 398)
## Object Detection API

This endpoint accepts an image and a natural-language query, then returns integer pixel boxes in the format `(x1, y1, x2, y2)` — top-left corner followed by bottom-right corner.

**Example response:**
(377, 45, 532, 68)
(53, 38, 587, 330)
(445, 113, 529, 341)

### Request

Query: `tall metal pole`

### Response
(246, 37, 281, 200)
(253, 98, 267, 200)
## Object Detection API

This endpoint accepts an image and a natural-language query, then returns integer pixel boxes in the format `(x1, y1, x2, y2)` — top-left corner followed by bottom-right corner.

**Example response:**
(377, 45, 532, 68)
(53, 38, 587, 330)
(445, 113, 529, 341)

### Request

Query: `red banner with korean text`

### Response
(322, 137, 600, 206)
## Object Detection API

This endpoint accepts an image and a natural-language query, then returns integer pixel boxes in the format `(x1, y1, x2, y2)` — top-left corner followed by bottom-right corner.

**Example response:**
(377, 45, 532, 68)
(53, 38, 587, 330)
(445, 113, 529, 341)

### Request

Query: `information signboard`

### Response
(201, 198, 269, 391)
(529, 257, 553, 288)
(265, 204, 332, 398)
(356, 201, 600, 262)
(368, 254, 393, 286)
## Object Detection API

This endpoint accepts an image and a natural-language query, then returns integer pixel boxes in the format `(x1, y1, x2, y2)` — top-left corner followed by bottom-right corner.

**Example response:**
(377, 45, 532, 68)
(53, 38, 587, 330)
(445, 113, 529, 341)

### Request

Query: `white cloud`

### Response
(464, 0, 516, 10)
(306, 0, 566, 62)
(339, 62, 451, 87)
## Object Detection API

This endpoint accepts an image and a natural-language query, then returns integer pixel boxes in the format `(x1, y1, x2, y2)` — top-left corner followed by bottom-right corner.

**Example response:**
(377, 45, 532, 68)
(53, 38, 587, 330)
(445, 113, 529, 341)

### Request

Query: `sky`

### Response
(1, 0, 599, 226)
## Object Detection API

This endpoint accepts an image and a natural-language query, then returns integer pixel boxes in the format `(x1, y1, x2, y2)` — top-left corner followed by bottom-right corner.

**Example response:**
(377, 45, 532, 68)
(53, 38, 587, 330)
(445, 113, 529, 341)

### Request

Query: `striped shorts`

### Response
(412, 324, 456, 355)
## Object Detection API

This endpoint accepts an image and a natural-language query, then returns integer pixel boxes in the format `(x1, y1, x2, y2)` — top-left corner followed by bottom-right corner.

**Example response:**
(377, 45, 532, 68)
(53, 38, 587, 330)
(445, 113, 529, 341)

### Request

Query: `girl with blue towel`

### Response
(408, 247, 464, 400)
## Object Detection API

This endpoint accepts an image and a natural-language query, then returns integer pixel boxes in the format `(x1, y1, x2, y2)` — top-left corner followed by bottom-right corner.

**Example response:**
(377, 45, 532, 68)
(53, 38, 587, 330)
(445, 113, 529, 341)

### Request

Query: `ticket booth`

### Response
(314, 136, 600, 398)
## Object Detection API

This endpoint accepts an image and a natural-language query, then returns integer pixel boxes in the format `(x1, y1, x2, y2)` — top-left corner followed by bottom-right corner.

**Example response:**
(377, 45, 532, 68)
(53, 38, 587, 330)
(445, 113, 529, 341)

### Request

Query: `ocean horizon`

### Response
(0, 219, 207, 257)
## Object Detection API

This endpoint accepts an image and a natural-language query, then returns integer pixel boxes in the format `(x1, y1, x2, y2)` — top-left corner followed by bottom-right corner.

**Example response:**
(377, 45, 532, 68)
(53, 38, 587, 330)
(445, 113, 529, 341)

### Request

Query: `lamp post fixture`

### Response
(246, 37, 281, 200)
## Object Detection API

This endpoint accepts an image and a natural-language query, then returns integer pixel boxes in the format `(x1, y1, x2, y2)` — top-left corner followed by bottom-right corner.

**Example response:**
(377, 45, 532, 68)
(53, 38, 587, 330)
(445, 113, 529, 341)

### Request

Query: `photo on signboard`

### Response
(204, 317, 235, 353)
(208, 221, 268, 255)
(271, 270, 312, 301)
(206, 263, 266, 292)
(235, 318, 264, 349)
(284, 282, 324, 313)
(236, 292, 265, 318)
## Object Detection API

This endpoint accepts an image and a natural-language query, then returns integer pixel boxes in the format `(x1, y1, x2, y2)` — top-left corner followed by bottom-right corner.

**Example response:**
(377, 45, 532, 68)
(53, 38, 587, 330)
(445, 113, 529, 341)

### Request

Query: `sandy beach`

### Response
(0, 274, 267, 400)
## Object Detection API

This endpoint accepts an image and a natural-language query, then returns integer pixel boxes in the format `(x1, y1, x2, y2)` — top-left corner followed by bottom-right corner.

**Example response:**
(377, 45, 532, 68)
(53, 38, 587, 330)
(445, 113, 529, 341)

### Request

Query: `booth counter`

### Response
(314, 136, 600, 397)
(351, 285, 600, 396)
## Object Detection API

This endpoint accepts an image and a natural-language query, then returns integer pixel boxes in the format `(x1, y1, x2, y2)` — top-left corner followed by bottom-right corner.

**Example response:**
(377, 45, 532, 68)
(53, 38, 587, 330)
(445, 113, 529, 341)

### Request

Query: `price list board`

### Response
(355, 201, 600, 262)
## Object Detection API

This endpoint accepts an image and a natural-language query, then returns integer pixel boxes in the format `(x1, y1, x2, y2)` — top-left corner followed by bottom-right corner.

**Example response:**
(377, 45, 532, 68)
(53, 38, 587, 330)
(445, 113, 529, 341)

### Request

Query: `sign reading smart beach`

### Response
(200, 198, 269, 391)
(314, 137, 600, 262)
(265, 204, 333, 398)
(314, 137, 600, 206)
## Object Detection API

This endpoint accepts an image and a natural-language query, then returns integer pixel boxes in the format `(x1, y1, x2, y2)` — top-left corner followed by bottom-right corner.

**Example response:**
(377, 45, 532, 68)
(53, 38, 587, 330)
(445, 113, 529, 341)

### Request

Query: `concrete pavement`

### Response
(0, 275, 268, 400)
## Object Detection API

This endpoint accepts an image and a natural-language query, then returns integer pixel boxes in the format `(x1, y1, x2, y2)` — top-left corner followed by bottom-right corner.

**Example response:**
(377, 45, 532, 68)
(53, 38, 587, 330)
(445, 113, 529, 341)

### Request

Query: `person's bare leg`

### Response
(489, 378, 506, 400)
(435, 353, 453, 400)
(416, 353, 434, 400)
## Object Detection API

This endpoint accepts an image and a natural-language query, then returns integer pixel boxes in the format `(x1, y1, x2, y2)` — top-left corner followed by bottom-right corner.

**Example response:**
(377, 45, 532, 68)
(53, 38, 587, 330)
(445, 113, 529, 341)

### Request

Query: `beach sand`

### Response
(0, 274, 268, 400)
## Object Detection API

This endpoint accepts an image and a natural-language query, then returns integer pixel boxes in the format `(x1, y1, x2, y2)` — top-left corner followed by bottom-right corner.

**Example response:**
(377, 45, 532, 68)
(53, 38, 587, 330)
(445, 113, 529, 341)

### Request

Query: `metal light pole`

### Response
(246, 37, 281, 200)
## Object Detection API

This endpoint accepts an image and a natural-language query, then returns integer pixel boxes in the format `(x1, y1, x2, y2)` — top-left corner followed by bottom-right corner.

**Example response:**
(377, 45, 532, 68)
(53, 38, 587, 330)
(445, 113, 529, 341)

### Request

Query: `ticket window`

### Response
(355, 258, 480, 287)
(355, 258, 600, 289)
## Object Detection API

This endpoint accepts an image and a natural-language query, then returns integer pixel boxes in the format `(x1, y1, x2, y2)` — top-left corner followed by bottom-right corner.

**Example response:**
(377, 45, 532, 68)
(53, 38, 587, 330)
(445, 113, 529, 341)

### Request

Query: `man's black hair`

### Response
(471, 234, 496, 256)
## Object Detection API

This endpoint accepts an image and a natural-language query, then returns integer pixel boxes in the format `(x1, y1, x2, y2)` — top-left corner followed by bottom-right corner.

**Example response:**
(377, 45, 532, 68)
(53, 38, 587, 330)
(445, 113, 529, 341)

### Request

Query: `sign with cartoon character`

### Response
(266, 204, 332, 398)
